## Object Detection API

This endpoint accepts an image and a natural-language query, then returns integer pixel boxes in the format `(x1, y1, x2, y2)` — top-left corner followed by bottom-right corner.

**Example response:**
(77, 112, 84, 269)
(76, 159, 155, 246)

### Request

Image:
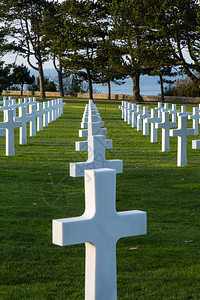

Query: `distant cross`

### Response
(146, 108, 162, 143)
(0, 110, 22, 156)
(29, 104, 37, 136)
(169, 104, 180, 123)
(42, 102, 49, 127)
(127, 103, 136, 125)
(192, 139, 200, 149)
(14, 106, 33, 144)
(161, 103, 170, 113)
(155, 111, 176, 152)
(177, 105, 190, 118)
(53, 168, 146, 300)
(137, 106, 148, 131)
(124, 102, 132, 123)
(48, 101, 53, 123)
(155, 102, 163, 118)
(123, 102, 129, 122)
(79, 109, 107, 138)
(119, 101, 125, 119)
(188, 107, 200, 135)
(36, 103, 43, 131)
(132, 105, 142, 128)
(70, 135, 123, 177)
(170, 116, 195, 166)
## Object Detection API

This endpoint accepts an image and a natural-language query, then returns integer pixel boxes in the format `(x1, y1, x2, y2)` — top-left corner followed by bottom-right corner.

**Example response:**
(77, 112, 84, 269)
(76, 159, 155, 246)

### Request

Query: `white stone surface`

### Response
(155, 102, 163, 118)
(132, 105, 142, 128)
(42, 102, 49, 127)
(146, 108, 162, 143)
(119, 101, 125, 119)
(53, 168, 147, 300)
(137, 107, 149, 132)
(14, 106, 33, 144)
(127, 103, 136, 125)
(36, 103, 43, 131)
(192, 140, 200, 149)
(161, 103, 170, 113)
(177, 105, 190, 118)
(0, 110, 22, 156)
(169, 104, 180, 123)
(124, 102, 132, 123)
(155, 111, 176, 152)
(169, 116, 195, 166)
(29, 104, 37, 136)
(70, 135, 123, 177)
(188, 107, 200, 135)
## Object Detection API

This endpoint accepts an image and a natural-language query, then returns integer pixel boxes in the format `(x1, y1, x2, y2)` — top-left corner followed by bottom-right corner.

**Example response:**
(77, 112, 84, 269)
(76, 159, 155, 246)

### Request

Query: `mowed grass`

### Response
(0, 101, 200, 299)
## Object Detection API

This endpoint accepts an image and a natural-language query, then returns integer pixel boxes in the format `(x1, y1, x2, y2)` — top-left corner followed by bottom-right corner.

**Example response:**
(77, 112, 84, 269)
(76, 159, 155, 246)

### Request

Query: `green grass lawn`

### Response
(0, 102, 200, 299)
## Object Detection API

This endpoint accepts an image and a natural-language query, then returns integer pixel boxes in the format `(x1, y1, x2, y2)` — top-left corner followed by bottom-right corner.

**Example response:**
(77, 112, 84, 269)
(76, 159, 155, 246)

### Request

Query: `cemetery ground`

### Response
(0, 101, 200, 299)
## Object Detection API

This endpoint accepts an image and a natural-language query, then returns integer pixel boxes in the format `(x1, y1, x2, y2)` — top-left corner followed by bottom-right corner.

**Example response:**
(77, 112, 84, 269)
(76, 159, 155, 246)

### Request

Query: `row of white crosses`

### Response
(0, 97, 65, 156)
(53, 99, 147, 300)
(119, 101, 200, 166)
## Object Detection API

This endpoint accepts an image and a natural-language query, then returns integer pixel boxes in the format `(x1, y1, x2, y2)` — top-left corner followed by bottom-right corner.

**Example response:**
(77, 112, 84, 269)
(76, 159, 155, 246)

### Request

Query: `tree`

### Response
(107, 0, 157, 102)
(10, 64, 35, 95)
(0, 61, 11, 90)
(61, 0, 110, 100)
(28, 76, 57, 92)
(41, 1, 66, 97)
(152, 0, 200, 88)
(2, 0, 52, 99)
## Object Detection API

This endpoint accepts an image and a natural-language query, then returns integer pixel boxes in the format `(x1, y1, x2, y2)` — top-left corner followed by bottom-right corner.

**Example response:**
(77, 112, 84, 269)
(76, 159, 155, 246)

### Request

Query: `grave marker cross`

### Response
(0, 110, 22, 156)
(169, 116, 195, 166)
(155, 111, 176, 152)
(70, 135, 123, 177)
(146, 108, 162, 143)
(53, 168, 146, 300)
(188, 107, 200, 135)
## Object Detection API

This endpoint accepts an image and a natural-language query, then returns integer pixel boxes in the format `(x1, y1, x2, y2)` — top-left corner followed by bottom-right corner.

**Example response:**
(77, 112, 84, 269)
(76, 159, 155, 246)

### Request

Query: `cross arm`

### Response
(115, 210, 147, 242)
(53, 215, 93, 246)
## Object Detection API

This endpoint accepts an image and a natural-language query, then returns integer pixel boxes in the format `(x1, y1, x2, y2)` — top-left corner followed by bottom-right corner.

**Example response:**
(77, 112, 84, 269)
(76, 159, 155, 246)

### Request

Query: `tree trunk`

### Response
(21, 84, 23, 96)
(53, 55, 64, 97)
(87, 68, 93, 100)
(130, 73, 143, 102)
(107, 81, 111, 100)
(159, 74, 164, 102)
(38, 57, 45, 99)
(58, 68, 64, 97)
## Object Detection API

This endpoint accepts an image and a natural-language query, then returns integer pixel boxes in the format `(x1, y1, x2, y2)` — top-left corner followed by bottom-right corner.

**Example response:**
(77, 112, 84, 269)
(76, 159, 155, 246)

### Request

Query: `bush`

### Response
(164, 76, 200, 97)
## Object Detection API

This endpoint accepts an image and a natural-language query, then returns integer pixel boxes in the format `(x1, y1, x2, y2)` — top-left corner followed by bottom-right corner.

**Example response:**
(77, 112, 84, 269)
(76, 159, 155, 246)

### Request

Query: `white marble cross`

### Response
(79, 109, 106, 138)
(188, 107, 200, 135)
(36, 103, 43, 131)
(192, 139, 200, 149)
(42, 102, 49, 127)
(0, 110, 22, 156)
(124, 102, 132, 123)
(14, 106, 33, 144)
(155, 111, 176, 152)
(29, 104, 37, 136)
(177, 105, 190, 118)
(161, 103, 170, 113)
(169, 116, 195, 166)
(119, 101, 125, 119)
(53, 168, 146, 300)
(48, 101, 53, 123)
(70, 135, 123, 177)
(127, 103, 136, 125)
(132, 105, 142, 128)
(169, 104, 180, 123)
(146, 108, 162, 143)
(155, 102, 163, 118)
(137, 106, 149, 131)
